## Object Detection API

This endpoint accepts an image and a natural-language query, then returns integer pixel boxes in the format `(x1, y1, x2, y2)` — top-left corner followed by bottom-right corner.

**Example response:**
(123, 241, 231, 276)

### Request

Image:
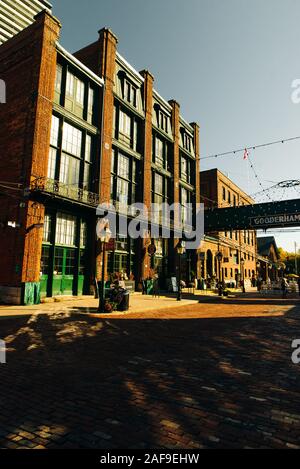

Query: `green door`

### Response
(53, 247, 76, 296)
(40, 245, 50, 297)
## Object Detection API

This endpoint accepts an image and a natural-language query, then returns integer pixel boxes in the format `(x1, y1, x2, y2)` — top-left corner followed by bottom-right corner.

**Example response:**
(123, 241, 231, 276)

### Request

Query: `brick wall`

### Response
(0, 11, 61, 293)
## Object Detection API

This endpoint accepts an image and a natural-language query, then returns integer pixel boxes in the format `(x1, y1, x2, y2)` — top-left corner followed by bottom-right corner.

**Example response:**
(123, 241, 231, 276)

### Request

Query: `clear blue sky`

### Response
(51, 0, 300, 252)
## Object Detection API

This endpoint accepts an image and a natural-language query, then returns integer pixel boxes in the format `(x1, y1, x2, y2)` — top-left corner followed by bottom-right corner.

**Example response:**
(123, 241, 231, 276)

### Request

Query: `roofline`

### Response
(56, 42, 105, 87)
(201, 168, 255, 203)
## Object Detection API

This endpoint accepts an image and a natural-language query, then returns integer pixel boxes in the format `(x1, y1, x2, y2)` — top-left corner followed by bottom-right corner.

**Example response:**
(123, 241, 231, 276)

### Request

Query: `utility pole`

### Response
(295, 242, 298, 275)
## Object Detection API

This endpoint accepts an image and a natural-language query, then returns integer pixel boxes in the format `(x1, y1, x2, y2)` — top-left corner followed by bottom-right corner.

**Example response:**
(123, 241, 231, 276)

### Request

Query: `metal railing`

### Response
(30, 177, 100, 207)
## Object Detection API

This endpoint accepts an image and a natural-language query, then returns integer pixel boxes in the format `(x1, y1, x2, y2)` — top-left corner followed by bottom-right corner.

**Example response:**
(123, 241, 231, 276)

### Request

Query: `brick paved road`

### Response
(0, 297, 300, 449)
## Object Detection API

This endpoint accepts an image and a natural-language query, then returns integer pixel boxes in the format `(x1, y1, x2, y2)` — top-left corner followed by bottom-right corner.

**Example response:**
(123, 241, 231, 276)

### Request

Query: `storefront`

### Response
(40, 211, 91, 297)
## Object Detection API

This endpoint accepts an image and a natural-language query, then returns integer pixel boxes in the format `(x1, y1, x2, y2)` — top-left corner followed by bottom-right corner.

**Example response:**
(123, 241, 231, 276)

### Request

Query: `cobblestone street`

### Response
(0, 296, 300, 449)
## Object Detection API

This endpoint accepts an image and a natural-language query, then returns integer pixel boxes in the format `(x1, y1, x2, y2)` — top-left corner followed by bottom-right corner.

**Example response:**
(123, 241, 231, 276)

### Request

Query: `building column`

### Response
(191, 121, 201, 280)
(169, 100, 180, 276)
(22, 11, 61, 286)
(138, 69, 154, 281)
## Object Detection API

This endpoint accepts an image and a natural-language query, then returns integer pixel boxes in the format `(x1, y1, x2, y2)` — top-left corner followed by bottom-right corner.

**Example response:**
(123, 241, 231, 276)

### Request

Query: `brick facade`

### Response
(0, 10, 201, 304)
(0, 11, 61, 303)
(200, 169, 258, 287)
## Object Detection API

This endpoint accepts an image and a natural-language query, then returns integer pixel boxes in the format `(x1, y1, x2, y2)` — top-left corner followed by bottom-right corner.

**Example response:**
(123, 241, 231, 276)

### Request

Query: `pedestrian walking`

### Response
(281, 277, 288, 299)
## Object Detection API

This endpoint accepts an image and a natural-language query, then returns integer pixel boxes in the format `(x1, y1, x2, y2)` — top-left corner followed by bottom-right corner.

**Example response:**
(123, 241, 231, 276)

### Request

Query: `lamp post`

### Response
(216, 251, 223, 296)
(176, 240, 185, 301)
(98, 225, 112, 313)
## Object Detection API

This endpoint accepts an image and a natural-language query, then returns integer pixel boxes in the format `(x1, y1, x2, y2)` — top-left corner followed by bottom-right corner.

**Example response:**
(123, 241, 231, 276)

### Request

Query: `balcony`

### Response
(30, 177, 100, 207)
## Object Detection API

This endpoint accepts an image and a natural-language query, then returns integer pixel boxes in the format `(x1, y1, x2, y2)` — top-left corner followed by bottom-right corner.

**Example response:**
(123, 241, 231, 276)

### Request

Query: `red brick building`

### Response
(199, 169, 259, 288)
(0, 10, 200, 304)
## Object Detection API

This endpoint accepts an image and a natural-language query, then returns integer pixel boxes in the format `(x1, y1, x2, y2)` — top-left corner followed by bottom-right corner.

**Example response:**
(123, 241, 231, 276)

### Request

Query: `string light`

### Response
(201, 135, 300, 160)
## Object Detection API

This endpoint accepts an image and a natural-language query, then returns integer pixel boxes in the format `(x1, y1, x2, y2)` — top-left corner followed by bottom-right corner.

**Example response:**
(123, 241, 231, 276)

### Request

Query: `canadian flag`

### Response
(243, 149, 249, 160)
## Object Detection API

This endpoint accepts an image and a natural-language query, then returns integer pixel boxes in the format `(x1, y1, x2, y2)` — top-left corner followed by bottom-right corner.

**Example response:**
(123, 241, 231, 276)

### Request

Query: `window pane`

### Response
(50, 115, 59, 147)
(55, 65, 62, 94)
(80, 222, 87, 247)
(41, 245, 50, 275)
(117, 178, 129, 205)
(85, 135, 92, 162)
(43, 215, 52, 243)
(62, 122, 82, 157)
(76, 78, 85, 106)
(56, 213, 77, 246)
(60, 153, 80, 186)
(88, 88, 94, 123)
(66, 71, 74, 96)
(83, 162, 90, 190)
(48, 147, 57, 180)
(118, 154, 129, 179)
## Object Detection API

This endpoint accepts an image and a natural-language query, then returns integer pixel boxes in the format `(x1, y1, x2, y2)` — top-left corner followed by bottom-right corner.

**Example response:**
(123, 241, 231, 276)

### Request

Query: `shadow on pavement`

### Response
(0, 302, 299, 449)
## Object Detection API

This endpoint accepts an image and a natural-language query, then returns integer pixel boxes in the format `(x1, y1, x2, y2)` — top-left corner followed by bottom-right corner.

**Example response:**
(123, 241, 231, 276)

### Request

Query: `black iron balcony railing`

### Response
(30, 177, 100, 207)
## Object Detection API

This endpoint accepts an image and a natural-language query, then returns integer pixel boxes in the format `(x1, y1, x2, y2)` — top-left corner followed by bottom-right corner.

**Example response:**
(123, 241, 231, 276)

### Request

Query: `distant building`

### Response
(199, 169, 258, 287)
(0, 0, 52, 44)
(257, 236, 280, 281)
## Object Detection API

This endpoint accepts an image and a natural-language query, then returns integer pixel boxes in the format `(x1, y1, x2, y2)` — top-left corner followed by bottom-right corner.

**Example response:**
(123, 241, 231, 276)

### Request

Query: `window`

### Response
(155, 173, 163, 195)
(124, 80, 137, 107)
(182, 132, 192, 152)
(43, 215, 52, 243)
(48, 148, 57, 180)
(54, 64, 62, 103)
(55, 213, 77, 246)
(60, 123, 82, 187)
(76, 79, 85, 106)
(50, 115, 59, 147)
(66, 71, 74, 97)
(62, 122, 82, 157)
(181, 187, 192, 227)
(87, 88, 95, 124)
(181, 156, 191, 183)
(65, 71, 85, 117)
(158, 111, 168, 132)
(59, 153, 80, 186)
(116, 154, 130, 206)
(153, 173, 168, 225)
(119, 110, 131, 143)
(155, 137, 164, 167)
(228, 191, 231, 204)
(48, 115, 60, 180)
(118, 154, 130, 179)
(80, 222, 87, 248)
(117, 178, 129, 206)
(83, 135, 92, 190)
(233, 195, 237, 207)
(223, 187, 226, 201)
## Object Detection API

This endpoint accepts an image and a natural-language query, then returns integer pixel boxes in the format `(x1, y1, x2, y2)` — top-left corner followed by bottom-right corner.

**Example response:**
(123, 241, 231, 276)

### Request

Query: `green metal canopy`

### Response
(204, 198, 300, 232)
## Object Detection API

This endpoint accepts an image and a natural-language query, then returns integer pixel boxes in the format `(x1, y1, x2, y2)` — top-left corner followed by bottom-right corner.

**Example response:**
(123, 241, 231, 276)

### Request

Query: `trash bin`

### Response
(117, 290, 130, 312)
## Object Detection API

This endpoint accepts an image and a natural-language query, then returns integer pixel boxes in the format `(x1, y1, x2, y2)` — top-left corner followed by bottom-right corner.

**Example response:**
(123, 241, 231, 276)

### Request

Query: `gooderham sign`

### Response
(204, 198, 300, 232)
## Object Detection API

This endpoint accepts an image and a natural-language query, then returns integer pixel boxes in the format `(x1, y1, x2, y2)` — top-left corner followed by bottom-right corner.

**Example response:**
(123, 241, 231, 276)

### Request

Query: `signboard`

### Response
(169, 277, 178, 293)
(250, 212, 300, 229)
(205, 199, 300, 232)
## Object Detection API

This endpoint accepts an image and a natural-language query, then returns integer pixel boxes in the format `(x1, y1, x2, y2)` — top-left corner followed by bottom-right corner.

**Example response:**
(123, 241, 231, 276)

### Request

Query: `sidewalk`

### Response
(0, 292, 203, 319)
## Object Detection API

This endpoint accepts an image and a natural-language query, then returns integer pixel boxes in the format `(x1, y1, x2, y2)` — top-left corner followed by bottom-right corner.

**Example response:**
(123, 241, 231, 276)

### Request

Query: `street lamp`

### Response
(98, 225, 112, 313)
(216, 251, 223, 296)
(176, 240, 185, 301)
